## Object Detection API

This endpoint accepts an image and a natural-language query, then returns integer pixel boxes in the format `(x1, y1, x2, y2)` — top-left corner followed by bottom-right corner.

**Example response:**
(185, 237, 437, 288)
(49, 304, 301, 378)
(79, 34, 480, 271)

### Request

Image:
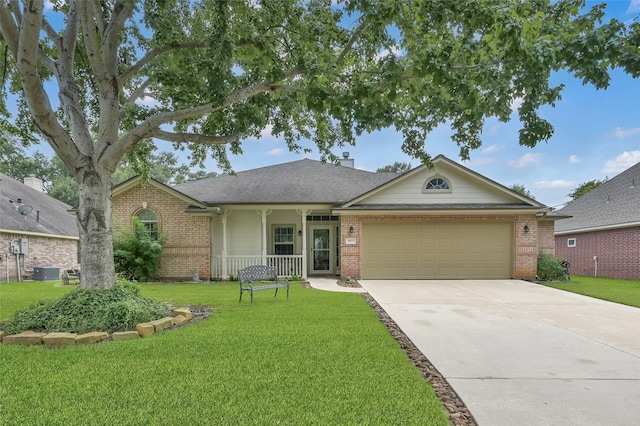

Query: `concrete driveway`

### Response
(358, 279, 640, 426)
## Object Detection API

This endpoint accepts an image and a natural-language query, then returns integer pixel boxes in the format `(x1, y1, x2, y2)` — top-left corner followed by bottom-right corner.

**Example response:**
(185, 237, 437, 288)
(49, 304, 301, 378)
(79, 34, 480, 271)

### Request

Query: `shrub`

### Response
(537, 253, 568, 281)
(0, 281, 171, 334)
(113, 216, 166, 282)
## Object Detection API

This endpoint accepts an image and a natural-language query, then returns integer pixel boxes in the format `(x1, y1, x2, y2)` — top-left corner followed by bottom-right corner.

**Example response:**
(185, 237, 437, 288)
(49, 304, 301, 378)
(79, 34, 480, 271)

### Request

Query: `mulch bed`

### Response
(304, 279, 477, 426)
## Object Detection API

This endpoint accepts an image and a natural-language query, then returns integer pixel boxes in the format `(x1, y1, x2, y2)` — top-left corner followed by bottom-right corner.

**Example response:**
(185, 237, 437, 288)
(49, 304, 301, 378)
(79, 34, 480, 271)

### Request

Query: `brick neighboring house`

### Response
(0, 173, 79, 282)
(113, 154, 561, 281)
(555, 161, 640, 279)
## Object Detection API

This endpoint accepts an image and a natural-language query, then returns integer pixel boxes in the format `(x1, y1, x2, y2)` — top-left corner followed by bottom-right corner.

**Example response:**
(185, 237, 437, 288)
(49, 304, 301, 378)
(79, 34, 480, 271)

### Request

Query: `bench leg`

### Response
(251, 289, 254, 304)
(274, 287, 279, 298)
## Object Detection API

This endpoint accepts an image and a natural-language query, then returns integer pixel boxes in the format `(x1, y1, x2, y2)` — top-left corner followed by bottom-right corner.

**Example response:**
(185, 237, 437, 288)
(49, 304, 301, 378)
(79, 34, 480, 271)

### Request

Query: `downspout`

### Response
(16, 253, 21, 282)
(594, 256, 598, 277)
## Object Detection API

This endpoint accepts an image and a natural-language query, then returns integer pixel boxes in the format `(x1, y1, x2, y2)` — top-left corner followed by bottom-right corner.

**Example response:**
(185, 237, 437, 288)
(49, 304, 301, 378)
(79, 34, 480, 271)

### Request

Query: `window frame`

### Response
(567, 238, 576, 248)
(136, 209, 159, 241)
(423, 175, 452, 193)
(273, 225, 295, 256)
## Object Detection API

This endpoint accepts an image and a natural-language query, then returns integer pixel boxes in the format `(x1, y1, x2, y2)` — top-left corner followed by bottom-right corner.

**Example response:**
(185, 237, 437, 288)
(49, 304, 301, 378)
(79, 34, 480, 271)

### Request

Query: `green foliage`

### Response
(113, 217, 166, 282)
(510, 183, 535, 199)
(567, 178, 607, 200)
(376, 161, 412, 174)
(537, 253, 568, 281)
(0, 281, 170, 334)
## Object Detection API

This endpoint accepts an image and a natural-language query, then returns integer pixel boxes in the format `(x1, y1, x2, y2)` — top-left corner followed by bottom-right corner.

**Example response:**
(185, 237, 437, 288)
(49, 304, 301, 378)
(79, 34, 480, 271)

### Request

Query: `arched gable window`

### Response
(423, 175, 452, 193)
(136, 209, 159, 240)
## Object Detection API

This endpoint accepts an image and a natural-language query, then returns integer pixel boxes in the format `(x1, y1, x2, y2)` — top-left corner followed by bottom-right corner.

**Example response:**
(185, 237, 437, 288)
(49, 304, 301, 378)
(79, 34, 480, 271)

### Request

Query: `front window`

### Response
(274, 226, 294, 255)
(137, 209, 159, 240)
(567, 238, 576, 247)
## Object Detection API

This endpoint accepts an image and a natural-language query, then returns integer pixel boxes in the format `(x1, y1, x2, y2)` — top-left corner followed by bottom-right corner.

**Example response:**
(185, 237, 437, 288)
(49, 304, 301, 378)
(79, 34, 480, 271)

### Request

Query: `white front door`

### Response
(310, 225, 332, 274)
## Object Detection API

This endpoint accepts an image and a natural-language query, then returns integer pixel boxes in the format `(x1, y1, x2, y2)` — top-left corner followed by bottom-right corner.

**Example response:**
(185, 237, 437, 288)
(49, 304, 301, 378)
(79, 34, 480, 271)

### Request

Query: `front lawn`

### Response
(0, 281, 448, 425)
(541, 275, 640, 308)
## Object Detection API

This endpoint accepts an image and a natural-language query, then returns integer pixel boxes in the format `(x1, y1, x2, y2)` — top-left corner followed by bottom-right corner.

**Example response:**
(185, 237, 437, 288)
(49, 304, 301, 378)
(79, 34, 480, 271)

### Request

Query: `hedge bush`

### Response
(113, 216, 166, 282)
(537, 253, 569, 281)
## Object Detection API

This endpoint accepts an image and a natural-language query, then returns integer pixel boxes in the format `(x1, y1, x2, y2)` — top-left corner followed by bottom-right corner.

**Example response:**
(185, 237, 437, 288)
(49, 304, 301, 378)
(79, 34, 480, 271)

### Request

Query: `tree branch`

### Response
(336, 17, 367, 66)
(10, 0, 78, 165)
(90, 0, 106, 35)
(110, 69, 298, 168)
(0, 1, 19, 56)
(104, 0, 134, 76)
(117, 41, 207, 85)
(148, 129, 244, 145)
(77, 0, 110, 92)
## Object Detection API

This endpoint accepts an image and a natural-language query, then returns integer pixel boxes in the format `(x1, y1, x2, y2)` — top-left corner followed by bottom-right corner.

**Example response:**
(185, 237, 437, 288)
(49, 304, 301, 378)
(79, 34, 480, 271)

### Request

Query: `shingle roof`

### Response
(173, 158, 399, 204)
(554, 161, 640, 233)
(0, 173, 78, 238)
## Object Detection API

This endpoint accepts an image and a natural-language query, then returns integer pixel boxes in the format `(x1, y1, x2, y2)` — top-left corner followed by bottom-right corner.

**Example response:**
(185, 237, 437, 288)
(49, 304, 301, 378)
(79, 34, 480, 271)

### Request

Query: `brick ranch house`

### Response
(0, 173, 79, 282)
(554, 160, 640, 279)
(112, 154, 561, 281)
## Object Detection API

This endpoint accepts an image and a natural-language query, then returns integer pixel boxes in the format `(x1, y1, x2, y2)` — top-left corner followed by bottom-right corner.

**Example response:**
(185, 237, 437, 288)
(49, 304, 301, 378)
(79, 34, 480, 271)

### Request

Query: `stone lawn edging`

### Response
(0, 307, 202, 348)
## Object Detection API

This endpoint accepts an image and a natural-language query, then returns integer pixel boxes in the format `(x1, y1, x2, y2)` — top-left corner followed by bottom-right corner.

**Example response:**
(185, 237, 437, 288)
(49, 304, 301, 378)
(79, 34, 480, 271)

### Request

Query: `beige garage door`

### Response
(361, 222, 513, 279)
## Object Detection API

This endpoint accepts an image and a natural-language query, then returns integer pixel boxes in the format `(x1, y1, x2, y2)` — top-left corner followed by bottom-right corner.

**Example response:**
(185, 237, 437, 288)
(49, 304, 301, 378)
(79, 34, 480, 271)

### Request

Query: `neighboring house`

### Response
(555, 161, 640, 279)
(0, 173, 79, 282)
(112, 154, 560, 281)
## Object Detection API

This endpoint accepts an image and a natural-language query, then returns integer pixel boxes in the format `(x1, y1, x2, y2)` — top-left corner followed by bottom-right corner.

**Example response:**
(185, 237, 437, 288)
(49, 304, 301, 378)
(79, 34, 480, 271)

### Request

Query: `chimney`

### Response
(23, 175, 43, 192)
(339, 152, 354, 168)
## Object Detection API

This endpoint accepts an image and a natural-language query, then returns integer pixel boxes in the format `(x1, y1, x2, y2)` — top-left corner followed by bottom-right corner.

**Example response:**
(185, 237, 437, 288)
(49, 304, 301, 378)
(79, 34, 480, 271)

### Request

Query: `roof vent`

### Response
(339, 152, 354, 168)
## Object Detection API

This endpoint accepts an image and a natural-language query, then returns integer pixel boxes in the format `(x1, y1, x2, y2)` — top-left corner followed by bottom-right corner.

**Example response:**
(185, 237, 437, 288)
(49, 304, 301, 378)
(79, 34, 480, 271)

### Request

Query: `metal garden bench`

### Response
(62, 269, 80, 285)
(238, 265, 289, 304)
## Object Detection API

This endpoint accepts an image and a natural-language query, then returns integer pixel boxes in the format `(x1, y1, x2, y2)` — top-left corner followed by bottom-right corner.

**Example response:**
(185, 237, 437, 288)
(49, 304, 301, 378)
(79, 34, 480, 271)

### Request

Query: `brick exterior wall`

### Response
(555, 227, 640, 279)
(339, 213, 547, 280)
(112, 184, 211, 280)
(0, 232, 79, 282)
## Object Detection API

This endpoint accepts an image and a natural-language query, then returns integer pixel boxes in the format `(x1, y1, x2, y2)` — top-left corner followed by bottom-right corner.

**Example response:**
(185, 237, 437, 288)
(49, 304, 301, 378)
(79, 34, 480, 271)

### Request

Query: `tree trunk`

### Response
(76, 168, 116, 290)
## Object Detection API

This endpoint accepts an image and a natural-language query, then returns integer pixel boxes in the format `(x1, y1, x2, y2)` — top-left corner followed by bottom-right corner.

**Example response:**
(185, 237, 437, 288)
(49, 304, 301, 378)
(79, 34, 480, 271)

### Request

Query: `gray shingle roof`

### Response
(554, 161, 640, 233)
(0, 173, 78, 238)
(173, 159, 399, 204)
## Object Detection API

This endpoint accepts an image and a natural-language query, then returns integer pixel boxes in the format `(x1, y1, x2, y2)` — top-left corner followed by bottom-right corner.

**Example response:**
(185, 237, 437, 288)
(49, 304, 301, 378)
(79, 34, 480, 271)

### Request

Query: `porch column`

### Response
(300, 209, 308, 279)
(221, 212, 228, 279)
(261, 209, 267, 265)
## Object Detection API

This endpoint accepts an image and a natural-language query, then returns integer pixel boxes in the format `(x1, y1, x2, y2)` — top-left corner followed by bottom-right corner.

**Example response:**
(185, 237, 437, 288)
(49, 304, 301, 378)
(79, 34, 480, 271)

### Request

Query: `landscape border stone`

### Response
(0, 306, 207, 347)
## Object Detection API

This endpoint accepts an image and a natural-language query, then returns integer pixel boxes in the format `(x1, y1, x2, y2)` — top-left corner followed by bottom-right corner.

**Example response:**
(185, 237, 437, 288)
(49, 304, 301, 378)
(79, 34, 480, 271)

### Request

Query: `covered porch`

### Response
(210, 206, 342, 279)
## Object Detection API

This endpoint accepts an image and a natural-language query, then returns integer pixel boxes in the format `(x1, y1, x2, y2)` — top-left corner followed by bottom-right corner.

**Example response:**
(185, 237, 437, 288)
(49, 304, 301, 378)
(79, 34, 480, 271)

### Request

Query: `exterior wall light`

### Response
(349, 226, 354, 234)
(524, 225, 530, 232)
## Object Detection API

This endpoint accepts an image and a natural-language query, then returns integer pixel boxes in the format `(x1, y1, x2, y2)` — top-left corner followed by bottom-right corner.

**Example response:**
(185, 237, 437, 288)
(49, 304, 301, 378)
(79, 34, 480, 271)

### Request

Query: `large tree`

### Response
(0, 0, 637, 289)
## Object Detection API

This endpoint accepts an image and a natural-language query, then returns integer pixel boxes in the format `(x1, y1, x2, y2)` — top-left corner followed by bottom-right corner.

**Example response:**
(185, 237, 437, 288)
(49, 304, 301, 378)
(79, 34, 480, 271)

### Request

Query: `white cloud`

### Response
(136, 96, 160, 107)
(510, 96, 524, 111)
(266, 148, 285, 156)
(568, 155, 580, 164)
(482, 144, 503, 154)
(611, 127, 640, 139)
(486, 125, 499, 136)
(628, 0, 640, 13)
(507, 153, 543, 169)
(375, 45, 402, 60)
(532, 179, 575, 189)
(601, 150, 640, 174)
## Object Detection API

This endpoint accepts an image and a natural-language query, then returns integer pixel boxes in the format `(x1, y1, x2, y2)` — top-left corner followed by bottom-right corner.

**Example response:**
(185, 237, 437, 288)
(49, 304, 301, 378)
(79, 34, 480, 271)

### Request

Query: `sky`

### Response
(27, 0, 640, 209)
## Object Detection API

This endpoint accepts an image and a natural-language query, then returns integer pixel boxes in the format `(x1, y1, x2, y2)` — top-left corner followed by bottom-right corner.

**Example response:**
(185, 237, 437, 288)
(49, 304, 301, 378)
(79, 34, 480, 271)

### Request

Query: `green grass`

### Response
(541, 275, 640, 308)
(0, 281, 448, 425)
